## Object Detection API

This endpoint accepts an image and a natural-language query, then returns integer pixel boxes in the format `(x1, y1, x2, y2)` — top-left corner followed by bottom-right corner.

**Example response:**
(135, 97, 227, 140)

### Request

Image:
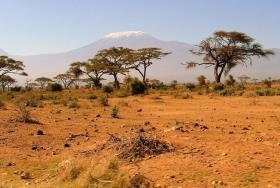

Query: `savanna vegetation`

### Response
(0, 31, 279, 187)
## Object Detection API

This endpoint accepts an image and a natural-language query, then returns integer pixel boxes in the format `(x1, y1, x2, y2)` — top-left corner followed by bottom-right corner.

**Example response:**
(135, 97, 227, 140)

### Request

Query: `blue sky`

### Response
(0, 0, 279, 55)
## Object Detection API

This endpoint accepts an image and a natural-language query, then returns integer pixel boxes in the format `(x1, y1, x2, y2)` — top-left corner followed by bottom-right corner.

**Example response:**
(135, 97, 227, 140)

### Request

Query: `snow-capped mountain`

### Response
(2, 31, 280, 83)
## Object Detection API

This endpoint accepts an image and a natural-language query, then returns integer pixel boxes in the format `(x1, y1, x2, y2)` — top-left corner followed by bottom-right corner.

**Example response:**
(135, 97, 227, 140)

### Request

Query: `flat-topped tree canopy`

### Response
(0, 56, 27, 77)
(129, 48, 171, 84)
(185, 31, 274, 82)
(95, 47, 134, 89)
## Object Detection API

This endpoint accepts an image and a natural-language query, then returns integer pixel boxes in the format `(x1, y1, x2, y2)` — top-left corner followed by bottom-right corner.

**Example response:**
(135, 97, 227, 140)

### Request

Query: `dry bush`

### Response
(15, 102, 39, 124)
(243, 91, 257, 98)
(95, 134, 174, 162)
(111, 105, 119, 118)
(99, 95, 109, 106)
(116, 134, 174, 161)
(81, 158, 152, 188)
(173, 93, 192, 99)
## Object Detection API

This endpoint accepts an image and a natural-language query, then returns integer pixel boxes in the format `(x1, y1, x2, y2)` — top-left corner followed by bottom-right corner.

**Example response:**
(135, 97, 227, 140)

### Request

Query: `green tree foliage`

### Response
(0, 56, 27, 77)
(69, 58, 108, 88)
(197, 75, 206, 86)
(54, 72, 74, 89)
(95, 47, 133, 89)
(35, 77, 53, 89)
(0, 75, 16, 91)
(185, 31, 274, 82)
(129, 48, 170, 85)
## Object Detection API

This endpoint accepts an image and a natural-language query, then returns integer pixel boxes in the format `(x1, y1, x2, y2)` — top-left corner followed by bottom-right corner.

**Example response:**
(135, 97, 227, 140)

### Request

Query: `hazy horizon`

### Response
(1, 0, 280, 56)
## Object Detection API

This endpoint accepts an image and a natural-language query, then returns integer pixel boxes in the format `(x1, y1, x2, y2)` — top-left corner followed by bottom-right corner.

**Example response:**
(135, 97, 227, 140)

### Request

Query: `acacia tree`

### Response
(0, 56, 27, 77)
(68, 64, 83, 88)
(96, 47, 133, 89)
(35, 77, 53, 89)
(69, 58, 108, 88)
(54, 72, 74, 89)
(0, 75, 16, 91)
(130, 48, 170, 85)
(185, 31, 274, 83)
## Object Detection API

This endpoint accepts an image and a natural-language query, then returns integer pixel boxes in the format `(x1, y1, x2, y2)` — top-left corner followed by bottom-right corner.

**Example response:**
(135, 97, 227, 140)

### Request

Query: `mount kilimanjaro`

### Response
(1, 31, 279, 83)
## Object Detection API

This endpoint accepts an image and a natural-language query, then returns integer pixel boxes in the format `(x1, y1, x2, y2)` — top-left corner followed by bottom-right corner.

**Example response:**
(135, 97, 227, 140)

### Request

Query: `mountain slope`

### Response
(5, 31, 280, 83)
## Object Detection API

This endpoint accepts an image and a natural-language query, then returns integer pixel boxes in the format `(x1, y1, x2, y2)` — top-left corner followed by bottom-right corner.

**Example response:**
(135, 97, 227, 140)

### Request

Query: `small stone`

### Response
(139, 128, 145, 132)
(96, 114, 101, 118)
(21, 171, 30, 179)
(144, 121, 150, 126)
(64, 143, 71, 148)
(228, 131, 234, 134)
(137, 109, 143, 112)
(32, 145, 38, 150)
(36, 129, 44, 135)
(68, 117, 71, 120)
(221, 152, 228, 156)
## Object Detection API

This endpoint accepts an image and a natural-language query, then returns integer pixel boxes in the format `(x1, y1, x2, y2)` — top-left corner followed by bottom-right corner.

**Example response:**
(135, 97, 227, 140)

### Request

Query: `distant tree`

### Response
(251, 78, 259, 84)
(35, 77, 53, 89)
(54, 72, 74, 89)
(169, 80, 178, 89)
(185, 31, 274, 82)
(96, 47, 133, 89)
(0, 56, 27, 77)
(0, 75, 16, 91)
(129, 48, 170, 85)
(68, 64, 84, 88)
(197, 75, 207, 86)
(238, 75, 251, 85)
(263, 77, 272, 88)
(148, 79, 164, 89)
(69, 58, 108, 88)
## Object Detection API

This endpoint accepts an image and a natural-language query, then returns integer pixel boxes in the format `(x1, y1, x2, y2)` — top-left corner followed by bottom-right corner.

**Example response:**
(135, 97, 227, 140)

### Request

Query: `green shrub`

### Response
(225, 75, 236, 86)
(87, 95, 97, 100)
(185, 83, 196, 91)
(10, 86, 22, 92)
(111, 105, 119, 118)
(197, 75, 206, 86)
(48, 83, 63, 92)
(103, 85, 114, 93)
(218, 88, 236, 96)
(211, 82, 225, 91)
(99, 95, 109, 106)
(130, 79, 146, 95)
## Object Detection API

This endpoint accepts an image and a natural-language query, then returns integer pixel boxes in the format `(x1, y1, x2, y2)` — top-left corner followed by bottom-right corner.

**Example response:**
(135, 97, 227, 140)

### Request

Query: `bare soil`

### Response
(0, 94, 279, 187)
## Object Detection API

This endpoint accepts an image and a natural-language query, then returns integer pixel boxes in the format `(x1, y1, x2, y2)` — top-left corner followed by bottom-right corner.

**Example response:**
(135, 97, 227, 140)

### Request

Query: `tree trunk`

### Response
(143, 66, 147, 85)
(113, 74, 120, 89)
(214, 65, 221, 83)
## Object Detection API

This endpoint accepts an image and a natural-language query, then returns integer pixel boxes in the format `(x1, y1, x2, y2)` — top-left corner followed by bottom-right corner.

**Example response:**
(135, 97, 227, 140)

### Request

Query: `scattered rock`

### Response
(64, 143, 71, 148)
(137, 109, 143, 112)
(228, 131, 234, 134)
(36, 129, 44, 135)
(6, 162, 15, 167)
(144, 121, 150, 126)
(221, 152, 228, 156)
(96, 114, 101, 118)
(21, 171, 30, 179)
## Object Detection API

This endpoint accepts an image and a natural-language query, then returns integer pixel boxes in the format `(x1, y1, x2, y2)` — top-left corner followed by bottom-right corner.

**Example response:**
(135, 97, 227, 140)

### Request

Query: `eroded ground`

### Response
(0, 94, 280, 187)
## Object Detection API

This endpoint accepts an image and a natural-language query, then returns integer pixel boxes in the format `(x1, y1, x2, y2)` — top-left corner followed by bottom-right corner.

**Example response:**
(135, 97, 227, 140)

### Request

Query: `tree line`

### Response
(0, 31, 274, 91)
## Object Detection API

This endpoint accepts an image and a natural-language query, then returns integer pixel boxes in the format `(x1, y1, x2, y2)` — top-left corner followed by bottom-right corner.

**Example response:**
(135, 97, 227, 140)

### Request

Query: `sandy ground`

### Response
(0, 94, 279, 187)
